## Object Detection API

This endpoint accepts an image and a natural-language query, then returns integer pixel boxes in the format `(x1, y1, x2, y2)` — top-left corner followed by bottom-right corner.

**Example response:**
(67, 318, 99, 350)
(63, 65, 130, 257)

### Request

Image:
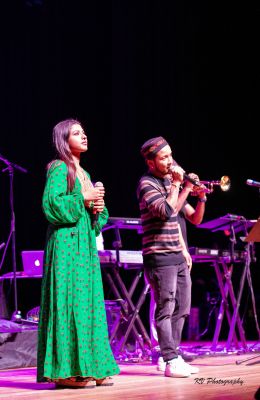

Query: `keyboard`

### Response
(98, 250, 143, 267)
(189, 247, 247, 262)
(103, 217, 142, 231)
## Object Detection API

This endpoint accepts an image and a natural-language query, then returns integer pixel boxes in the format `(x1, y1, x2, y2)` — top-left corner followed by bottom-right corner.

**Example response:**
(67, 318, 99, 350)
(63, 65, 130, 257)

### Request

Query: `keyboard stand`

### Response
(226, 226, 260, 350)
(195, 214, 255, 353)
(210, 258, 248, 352)
(101, 224, 151, 358)
(102, 264, 151, 358)
(113, 266, 151, 356)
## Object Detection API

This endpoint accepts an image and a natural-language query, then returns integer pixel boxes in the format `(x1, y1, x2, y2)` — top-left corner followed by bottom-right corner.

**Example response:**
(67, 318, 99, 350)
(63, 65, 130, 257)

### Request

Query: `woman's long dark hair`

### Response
(48, 118, 81, 192)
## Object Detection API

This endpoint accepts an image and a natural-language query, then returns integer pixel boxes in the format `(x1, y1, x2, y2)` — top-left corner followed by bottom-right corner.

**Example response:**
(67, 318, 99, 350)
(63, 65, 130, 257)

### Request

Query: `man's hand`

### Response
(182, 249, 193, 271)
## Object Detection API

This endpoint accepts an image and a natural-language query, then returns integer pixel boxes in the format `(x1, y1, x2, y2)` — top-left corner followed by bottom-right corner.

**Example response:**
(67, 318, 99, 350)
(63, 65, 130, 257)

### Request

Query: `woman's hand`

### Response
(83, 186, 105, 208)
(83, 186, 105, 202)
(92, 198, 105, 213)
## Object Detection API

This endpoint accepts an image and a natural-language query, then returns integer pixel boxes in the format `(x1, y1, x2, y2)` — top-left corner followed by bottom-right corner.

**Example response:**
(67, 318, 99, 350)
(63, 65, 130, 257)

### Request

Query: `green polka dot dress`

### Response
(37, 161, 120, 382)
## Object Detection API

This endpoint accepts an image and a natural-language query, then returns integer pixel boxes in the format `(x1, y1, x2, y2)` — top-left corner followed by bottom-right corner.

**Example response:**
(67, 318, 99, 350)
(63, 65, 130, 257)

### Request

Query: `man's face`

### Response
(147, 144, 173, 178)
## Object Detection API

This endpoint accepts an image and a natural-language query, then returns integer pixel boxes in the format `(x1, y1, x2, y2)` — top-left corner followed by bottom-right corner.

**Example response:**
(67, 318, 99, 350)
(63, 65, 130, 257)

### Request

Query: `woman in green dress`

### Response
(37, 119, 120, 388)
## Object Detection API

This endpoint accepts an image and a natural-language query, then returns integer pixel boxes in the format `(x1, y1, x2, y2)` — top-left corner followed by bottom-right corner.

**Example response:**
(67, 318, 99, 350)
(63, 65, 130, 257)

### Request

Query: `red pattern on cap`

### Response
(141, 137, 168, 159)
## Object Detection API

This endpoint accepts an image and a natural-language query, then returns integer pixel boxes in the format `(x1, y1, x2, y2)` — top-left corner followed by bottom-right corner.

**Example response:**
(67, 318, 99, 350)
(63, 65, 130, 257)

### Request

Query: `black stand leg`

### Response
(233, 242, 260, 365)
(118, 281, 151, 354)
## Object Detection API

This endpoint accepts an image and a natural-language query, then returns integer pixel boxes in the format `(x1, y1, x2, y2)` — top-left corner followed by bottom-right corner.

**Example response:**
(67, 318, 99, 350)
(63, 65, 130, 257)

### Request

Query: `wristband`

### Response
(198, 197, 207, 203)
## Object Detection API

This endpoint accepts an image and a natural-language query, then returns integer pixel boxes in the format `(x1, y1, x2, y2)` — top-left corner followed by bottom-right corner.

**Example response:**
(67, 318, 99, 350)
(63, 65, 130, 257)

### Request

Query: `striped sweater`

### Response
(137, 172, 183, 256)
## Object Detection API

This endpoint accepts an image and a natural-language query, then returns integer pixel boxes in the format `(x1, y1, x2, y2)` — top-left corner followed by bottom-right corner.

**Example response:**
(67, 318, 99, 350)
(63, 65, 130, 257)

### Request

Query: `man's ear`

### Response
(147, 159, 154, 170)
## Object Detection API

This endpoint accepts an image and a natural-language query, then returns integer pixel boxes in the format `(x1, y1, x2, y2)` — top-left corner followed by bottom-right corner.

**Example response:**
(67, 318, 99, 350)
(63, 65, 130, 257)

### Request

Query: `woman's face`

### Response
(68, 123, 88, 155)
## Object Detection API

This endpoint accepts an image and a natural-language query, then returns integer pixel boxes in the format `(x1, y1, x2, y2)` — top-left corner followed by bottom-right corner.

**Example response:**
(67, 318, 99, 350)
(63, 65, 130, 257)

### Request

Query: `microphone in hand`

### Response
(92, 181, 104, 228)
(170, 165, 200, 187)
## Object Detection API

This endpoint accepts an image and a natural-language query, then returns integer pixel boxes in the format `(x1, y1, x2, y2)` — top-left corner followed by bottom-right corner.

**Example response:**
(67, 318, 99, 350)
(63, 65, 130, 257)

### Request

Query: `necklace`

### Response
(152, 175, 169, 197)
(76, 166, 93, 192)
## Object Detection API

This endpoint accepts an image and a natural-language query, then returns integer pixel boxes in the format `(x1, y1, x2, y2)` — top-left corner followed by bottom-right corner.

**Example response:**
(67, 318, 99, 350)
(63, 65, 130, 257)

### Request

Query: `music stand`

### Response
(198, 214, 256, 234)
(245, 218, 260, 243)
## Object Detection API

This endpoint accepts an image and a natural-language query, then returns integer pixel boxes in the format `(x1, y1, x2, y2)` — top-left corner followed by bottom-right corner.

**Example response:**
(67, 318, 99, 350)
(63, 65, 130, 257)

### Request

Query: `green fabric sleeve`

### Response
(42, 161, 85, 225)
(94, 206, 109, 236)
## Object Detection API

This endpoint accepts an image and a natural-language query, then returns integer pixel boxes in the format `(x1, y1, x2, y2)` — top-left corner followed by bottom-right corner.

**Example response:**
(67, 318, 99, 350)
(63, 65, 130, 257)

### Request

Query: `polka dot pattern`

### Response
(37, 161, 120, 382)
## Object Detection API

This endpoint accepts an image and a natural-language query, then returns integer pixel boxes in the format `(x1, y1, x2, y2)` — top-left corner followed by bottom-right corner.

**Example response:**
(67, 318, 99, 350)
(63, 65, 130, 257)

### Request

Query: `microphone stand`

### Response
(0, 153, 27, 323)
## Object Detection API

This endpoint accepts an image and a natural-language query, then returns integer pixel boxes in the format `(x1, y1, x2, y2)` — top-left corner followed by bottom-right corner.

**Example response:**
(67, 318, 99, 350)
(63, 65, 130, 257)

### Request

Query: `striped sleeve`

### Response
(137, 174, 183, 255)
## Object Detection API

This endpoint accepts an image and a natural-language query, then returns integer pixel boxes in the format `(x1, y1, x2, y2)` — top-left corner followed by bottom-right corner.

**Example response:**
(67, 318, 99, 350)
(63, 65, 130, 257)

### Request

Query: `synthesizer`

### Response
(98, 247, 247, 267)
(189, 247, 247, 262)
(98, 249, 143, 266)
(102, 217, 142, 232)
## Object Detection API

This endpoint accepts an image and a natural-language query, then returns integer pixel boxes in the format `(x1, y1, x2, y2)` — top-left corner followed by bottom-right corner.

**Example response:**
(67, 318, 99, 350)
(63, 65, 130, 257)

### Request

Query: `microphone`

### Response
(246, 179, 260, 188)
(183, 173, 200, 187)
(170, 165, 200, 187)
(92, 181, 104, 228)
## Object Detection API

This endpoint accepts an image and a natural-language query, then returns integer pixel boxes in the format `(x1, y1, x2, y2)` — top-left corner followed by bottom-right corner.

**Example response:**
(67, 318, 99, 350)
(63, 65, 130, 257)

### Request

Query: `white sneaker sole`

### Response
(159, 364, 199, 374)
(165, 370, 191, 378)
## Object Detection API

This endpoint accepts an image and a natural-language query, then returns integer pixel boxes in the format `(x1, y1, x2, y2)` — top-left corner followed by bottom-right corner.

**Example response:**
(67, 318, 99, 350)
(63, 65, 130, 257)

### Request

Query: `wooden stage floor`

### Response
(0, 350, 259, 400)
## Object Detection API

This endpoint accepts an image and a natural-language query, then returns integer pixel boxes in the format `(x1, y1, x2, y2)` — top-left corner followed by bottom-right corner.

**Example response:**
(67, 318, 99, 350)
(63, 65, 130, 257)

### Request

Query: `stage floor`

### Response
(0, 347, 259, 400)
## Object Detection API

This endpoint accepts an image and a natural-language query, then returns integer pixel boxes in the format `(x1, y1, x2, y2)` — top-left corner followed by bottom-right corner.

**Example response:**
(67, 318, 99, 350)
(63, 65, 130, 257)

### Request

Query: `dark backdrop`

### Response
(0, 1, 259, 337)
